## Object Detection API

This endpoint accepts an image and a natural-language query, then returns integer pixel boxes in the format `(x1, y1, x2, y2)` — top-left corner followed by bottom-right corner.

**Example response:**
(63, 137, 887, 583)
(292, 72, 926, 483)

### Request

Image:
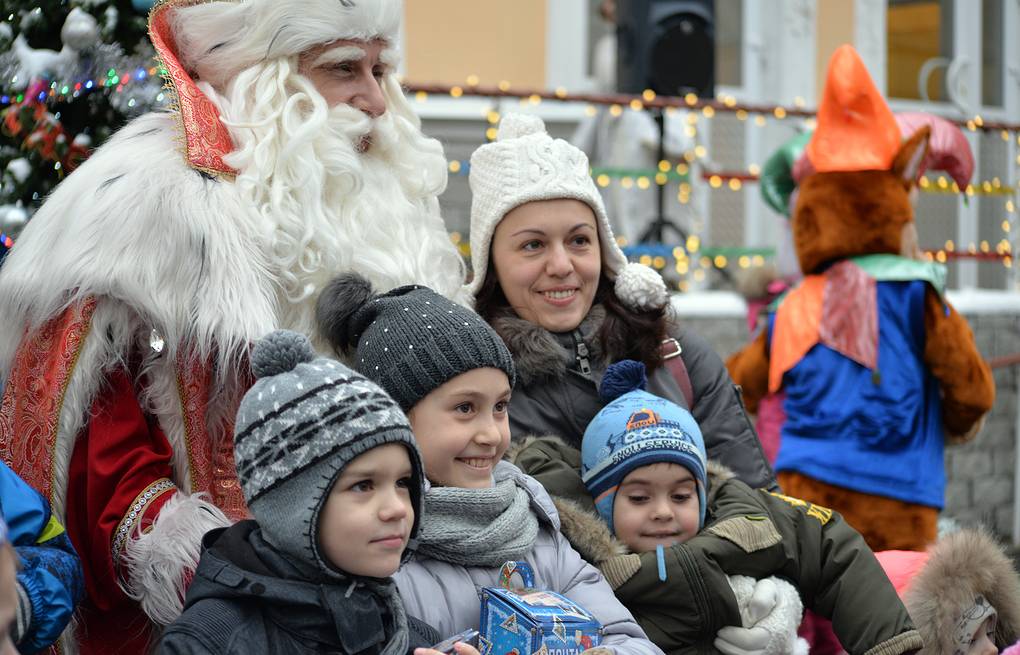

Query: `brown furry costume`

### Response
(727, 113, 995, 553)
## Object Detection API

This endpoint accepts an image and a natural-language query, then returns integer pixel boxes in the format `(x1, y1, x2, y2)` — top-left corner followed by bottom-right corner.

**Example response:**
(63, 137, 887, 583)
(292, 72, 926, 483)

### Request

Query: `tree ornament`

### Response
(132, 0, 157, 14)
(60, 8, 101, 51)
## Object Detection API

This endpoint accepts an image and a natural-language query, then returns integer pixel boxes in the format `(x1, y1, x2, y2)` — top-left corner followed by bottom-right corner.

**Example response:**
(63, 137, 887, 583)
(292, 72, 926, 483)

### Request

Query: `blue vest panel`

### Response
(772, 280, 945, 508)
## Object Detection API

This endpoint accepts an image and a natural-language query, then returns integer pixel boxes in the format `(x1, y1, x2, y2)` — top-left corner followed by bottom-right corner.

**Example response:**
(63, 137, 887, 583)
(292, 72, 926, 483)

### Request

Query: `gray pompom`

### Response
(251, 330, 316, 379)
(315, 272, 376, 354)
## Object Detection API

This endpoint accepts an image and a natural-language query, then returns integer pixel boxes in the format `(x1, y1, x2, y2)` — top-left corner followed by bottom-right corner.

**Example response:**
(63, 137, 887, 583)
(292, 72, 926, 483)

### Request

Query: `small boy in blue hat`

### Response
(513, 360, 924, 655)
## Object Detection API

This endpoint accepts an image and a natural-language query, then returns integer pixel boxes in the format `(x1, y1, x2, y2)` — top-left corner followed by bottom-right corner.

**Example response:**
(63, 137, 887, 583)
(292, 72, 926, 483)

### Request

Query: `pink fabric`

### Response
(798, 610, 845, 655)
(1001, 641, 1020, 655)
(820, 260, 878, 371)
(874, 550, 931, 598)
(755, 393, 785, 464)
(746, 298, 770, 332)
(894, 112, 974, 189)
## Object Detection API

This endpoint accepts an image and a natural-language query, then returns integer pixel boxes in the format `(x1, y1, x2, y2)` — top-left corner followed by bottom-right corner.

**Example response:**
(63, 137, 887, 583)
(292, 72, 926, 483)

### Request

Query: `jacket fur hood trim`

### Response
(490, 306, 607, 386)
(491, 305, 682, 386)
(521, 436, 737, 566)
(905, 529, 1020, 654)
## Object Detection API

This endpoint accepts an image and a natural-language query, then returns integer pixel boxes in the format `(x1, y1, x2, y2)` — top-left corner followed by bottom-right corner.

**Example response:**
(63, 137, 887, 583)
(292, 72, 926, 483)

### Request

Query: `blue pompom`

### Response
(599, 360, 648, 403)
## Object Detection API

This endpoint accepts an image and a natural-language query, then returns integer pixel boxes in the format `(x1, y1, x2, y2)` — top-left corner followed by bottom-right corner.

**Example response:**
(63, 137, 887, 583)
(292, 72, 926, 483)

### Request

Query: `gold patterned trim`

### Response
(111, 478, 176, 567)
(148, 0, 238, 179)
(49, 297, 98, 510)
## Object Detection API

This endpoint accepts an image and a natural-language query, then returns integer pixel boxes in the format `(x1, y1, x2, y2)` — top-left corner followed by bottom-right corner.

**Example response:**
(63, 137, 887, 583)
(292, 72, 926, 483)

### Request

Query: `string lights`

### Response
(0, 65, 169, 108)
(420, 76, 1017, 278)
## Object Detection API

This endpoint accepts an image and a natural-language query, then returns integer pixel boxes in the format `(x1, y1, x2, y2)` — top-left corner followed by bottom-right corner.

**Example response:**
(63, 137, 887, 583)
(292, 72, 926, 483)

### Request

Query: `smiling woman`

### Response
(468, 114, 776, 492)
(490, 199, 602, 333)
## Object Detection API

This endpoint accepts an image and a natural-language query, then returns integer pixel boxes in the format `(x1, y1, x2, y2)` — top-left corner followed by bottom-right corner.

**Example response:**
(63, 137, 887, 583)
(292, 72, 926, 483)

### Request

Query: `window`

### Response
(886, 0, 953, 101)
(716, 0, 742, 87)
(981, 0, 1003, 107)
(584, 0, 744, 92)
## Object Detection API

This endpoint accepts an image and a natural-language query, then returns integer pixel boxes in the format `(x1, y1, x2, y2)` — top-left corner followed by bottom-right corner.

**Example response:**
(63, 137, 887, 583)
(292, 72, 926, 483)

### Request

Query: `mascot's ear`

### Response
(891, 125, 931, 188)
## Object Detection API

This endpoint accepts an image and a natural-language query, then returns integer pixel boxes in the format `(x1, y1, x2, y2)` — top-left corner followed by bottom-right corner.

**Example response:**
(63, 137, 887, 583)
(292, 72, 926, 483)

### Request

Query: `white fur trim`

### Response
(614, 262, 668, 311)
(0, 113, 279, 385)
(120, 492, 231, 626)
(138, 352, 195, 493)
(465, 113, 630, 300)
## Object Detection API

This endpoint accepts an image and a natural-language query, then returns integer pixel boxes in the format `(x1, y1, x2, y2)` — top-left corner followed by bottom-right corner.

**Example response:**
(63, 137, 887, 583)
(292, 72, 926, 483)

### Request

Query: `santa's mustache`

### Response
(325, 103, 378, 154)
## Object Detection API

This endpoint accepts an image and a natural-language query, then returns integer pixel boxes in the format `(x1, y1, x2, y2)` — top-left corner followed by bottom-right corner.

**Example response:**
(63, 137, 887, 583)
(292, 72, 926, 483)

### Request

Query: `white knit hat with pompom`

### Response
(465, 113, 667, 312)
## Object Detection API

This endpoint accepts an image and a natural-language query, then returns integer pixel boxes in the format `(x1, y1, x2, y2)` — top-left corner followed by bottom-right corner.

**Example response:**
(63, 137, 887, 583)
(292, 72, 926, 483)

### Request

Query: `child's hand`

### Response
(415, 642, 481, 655)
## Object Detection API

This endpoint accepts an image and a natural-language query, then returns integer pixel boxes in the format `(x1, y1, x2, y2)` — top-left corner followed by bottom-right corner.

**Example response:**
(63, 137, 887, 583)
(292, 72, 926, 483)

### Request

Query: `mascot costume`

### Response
(0, 1, 466, 652)
(727, 45, 995, 552)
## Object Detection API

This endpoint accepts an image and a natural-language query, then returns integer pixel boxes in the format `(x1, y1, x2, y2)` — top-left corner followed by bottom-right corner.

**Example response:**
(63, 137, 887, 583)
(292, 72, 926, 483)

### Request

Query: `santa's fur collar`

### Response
(0, 112, 279, 380)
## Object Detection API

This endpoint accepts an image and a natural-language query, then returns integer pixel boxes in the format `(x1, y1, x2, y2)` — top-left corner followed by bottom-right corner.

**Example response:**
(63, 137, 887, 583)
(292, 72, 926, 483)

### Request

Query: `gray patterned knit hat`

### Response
(234, 329, 425, 576)
(316, 273, 516, 411)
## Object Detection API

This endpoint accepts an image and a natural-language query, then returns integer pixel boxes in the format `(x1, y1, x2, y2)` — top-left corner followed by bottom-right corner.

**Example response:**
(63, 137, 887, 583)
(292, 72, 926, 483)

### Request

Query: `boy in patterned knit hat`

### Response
(160, 330, 455, 655)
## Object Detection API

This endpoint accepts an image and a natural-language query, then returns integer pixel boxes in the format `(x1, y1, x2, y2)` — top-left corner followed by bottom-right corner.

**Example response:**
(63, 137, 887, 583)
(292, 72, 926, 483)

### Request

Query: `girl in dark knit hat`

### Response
(316, 273, 661, 655)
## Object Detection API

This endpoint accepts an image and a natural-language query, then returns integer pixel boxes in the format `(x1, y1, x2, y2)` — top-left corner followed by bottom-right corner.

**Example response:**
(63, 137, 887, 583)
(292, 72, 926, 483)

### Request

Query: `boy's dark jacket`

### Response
(510, 436, 923, 655)
(159, 521, 438, 655)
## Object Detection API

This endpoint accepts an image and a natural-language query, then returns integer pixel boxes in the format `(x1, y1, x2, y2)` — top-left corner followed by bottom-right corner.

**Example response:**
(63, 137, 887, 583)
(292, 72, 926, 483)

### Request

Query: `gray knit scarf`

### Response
(367, 579, 410, 655)
(416, 476, 540, 567)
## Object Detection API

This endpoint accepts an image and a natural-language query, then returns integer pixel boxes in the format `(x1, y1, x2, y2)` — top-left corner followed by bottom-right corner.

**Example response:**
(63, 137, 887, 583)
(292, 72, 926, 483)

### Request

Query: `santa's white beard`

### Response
(210, 60, 466, 344)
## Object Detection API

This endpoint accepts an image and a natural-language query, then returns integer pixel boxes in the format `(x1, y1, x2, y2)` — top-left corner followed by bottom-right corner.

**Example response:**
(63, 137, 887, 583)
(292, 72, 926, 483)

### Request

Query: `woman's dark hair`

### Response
(474, 257, 668, 372)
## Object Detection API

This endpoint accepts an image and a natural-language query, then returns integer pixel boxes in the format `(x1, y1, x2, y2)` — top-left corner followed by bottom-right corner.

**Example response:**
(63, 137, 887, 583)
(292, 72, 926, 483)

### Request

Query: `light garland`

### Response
(403, 81, 1020, 134)
(416, 79, 1019, 273)
(445, 231, 1014, 275)
(0, 65, 169, 108)
(446, 157, 1017, 199)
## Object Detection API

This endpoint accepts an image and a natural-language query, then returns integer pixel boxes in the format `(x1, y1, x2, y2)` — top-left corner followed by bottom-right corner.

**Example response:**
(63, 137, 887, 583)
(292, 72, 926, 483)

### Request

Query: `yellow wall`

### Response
(815, 0, 856, 102)
(404, 1, 547, 88)
(886, 3, 943, 100)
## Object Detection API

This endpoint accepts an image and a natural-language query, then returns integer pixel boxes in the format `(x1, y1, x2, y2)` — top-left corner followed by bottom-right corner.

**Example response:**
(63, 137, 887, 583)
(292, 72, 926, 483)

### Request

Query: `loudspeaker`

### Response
(616, 0, 715, 98)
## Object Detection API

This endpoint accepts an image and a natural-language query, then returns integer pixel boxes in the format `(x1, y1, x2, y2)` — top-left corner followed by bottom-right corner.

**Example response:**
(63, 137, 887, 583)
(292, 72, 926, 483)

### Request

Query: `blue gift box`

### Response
(479, 562, 603, 655)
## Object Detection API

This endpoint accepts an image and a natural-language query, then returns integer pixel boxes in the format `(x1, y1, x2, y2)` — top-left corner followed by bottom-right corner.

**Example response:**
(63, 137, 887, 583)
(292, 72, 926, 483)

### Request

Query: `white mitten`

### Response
(714, 575, 807, 655)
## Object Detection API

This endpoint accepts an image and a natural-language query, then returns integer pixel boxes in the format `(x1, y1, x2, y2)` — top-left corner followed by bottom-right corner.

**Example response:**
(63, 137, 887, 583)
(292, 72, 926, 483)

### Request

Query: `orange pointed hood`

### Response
(807, 45, 901, 173)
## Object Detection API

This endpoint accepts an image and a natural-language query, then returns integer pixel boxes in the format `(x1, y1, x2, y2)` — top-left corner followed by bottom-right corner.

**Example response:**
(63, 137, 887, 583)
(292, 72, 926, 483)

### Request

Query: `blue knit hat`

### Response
(581, 360, 708, 534)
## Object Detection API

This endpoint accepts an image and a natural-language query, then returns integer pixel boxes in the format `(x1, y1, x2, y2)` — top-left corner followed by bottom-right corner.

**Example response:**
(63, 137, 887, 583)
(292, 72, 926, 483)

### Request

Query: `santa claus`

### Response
(0, 1, 465, 652)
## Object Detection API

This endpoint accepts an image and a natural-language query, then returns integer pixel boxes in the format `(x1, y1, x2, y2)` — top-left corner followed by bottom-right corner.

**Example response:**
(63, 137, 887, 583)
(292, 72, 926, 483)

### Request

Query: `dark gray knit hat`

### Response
(234, 329, 425, 576)
(316, 273, 516, 411)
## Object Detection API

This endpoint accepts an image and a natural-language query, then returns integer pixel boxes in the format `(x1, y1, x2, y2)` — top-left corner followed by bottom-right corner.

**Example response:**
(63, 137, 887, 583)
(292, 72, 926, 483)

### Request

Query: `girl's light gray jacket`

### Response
(393, 462, 665, 655)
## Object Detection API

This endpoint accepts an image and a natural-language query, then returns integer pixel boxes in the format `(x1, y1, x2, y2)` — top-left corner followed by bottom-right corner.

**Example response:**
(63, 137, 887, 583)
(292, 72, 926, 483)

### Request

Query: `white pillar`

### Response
(853, 0, 886, 94)
(546, 0, 589, 91)
(743, 0, 817, 248)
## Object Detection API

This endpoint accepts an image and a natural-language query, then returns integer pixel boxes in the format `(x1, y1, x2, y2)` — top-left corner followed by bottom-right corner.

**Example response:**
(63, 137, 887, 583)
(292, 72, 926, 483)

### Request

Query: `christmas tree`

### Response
(0, 0, 163, 238)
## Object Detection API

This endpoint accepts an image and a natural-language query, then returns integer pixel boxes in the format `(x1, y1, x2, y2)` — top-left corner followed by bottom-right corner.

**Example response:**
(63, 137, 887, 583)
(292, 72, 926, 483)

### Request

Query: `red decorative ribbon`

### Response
(148, 0, 237, 177)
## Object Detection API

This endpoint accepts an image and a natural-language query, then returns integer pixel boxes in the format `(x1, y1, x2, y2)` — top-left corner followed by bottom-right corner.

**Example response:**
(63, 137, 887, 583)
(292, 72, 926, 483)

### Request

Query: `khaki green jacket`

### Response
(510, 437, 923, 655)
